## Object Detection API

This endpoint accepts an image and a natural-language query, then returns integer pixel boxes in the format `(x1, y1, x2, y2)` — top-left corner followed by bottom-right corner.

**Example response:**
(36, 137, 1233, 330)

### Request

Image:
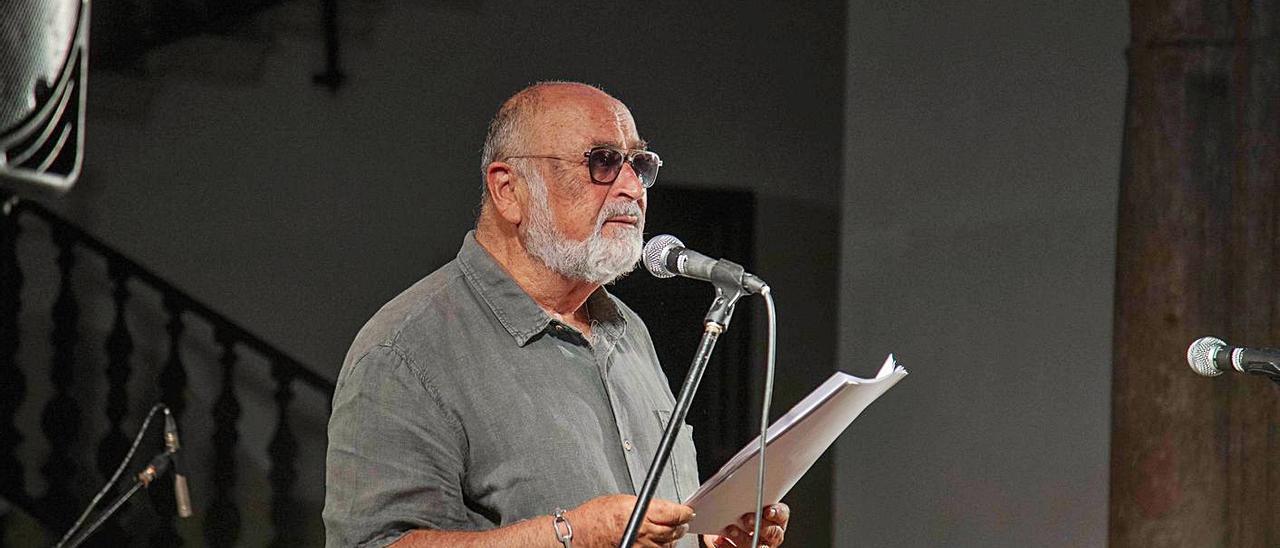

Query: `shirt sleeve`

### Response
(323, 343, 473, 547)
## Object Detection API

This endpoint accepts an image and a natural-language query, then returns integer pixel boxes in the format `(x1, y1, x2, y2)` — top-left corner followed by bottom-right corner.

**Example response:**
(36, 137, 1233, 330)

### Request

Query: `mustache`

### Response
(596, 201, 644, 226)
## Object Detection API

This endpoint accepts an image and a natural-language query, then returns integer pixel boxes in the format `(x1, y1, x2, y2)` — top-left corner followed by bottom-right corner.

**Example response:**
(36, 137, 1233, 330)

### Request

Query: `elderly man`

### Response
(324, 82, 789, 547)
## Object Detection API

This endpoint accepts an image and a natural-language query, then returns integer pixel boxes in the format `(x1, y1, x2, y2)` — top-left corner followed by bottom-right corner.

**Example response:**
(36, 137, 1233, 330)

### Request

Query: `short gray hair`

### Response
(480, 91, 534, 178)
(478, 81, 606, 184)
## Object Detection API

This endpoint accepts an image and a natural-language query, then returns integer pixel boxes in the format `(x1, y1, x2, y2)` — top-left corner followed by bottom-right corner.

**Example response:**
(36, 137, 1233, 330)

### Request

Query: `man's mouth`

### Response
(604, 215, 639, 226)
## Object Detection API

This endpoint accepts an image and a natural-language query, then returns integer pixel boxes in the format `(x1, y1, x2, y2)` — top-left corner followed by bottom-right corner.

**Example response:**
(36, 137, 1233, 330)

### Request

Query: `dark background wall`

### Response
(37, 0, 844, 545)
(839, 1, 1128, 546)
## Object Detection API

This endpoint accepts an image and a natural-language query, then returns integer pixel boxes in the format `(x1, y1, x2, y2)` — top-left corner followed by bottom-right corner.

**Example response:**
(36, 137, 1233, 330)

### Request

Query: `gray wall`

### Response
(838, 1, 1127, 546)
(42, 0, 844, 545)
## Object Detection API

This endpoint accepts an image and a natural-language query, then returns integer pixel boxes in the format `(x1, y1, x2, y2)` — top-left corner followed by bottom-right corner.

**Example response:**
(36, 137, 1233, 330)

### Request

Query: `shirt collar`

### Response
(456, 230, 627, 346)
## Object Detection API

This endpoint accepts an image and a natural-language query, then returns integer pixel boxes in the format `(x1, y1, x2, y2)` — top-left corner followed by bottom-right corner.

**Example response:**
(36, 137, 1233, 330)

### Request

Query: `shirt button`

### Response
(623, 440, 634, 452)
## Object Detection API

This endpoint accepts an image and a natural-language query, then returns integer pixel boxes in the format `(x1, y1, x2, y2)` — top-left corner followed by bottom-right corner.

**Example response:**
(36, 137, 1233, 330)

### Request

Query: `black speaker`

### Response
(0, 0, 90, 195)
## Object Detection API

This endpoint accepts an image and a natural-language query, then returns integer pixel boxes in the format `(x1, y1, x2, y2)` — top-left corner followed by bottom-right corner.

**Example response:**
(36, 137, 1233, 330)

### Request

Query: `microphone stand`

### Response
(618, 263, 752, 547)
(61, 451, 173, 548)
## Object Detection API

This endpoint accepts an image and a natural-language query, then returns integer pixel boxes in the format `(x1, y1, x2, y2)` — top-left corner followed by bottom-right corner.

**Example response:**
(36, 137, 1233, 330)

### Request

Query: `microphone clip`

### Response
(704, 259, 752, 329)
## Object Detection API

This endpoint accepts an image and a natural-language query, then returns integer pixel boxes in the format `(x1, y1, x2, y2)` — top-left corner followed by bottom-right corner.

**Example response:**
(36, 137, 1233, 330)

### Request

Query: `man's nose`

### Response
(611, 161, 645, 200)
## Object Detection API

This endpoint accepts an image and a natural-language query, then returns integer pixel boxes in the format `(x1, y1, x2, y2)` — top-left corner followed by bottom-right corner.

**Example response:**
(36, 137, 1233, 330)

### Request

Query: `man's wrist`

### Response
(552, 507, 573, 548)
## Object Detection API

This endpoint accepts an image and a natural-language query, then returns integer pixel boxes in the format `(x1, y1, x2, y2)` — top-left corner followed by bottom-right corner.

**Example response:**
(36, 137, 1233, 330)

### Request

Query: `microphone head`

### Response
(643, 234, 683, 278)
(1187, 336, 1227, 377)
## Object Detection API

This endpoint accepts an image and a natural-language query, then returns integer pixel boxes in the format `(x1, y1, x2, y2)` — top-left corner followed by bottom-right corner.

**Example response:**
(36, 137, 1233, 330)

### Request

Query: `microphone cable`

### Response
(749, 287, 778, 548)
(55, 403, 168, 548)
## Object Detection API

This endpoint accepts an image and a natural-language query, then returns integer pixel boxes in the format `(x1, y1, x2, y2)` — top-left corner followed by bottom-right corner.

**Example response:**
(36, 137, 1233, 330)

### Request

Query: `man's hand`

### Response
(567, 494, 694, 548)
(705, 503, 789, 548)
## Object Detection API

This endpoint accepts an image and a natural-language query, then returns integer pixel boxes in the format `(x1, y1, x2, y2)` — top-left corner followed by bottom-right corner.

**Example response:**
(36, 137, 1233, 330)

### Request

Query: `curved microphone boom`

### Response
(643, 234, 767, 294)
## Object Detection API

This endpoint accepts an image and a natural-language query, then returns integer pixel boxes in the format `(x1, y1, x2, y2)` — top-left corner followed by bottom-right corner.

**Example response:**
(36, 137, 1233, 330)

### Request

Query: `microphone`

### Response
(1186, 336, 1280, 378)
(643, 235, 767, 294)
(163, 409, 193, 518)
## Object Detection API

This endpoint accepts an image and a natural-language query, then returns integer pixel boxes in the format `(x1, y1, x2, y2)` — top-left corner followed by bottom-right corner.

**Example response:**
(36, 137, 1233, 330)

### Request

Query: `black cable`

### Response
(749, 288, 777, 548)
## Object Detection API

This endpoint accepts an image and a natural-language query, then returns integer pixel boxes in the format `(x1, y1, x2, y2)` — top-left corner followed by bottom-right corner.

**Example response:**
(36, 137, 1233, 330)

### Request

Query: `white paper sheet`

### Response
(684, 355, 908, 534)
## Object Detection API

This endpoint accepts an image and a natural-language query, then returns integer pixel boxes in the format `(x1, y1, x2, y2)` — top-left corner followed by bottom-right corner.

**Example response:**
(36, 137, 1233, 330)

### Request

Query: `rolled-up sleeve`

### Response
(323, 344, 471, 547)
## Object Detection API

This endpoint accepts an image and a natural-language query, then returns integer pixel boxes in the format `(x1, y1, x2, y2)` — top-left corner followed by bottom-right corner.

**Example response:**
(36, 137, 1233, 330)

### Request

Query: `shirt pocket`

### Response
(655, 410, 701, 503)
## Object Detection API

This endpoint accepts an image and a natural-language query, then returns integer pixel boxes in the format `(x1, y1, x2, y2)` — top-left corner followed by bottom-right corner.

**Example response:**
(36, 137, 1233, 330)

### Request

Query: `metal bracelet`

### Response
(552, 508, 573, 548)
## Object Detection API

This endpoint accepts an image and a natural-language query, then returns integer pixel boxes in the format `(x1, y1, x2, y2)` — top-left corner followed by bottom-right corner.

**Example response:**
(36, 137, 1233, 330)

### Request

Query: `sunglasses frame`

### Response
(581, 147, 663, 188)
(503, 146, 662, 188)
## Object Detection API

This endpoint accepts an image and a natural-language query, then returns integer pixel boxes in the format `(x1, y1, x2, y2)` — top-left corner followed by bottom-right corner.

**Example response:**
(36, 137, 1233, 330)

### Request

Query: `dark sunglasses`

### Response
(583, 147, 662, 188)
(505, 146, 663, 188)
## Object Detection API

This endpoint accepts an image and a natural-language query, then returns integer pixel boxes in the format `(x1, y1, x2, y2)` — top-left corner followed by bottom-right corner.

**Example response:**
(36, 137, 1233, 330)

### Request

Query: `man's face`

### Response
(517, 90, 649, 284)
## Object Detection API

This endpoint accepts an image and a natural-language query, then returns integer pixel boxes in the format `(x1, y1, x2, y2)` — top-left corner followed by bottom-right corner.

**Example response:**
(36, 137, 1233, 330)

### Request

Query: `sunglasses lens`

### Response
(588, 148, 624, 183)
(631, 151, 661, 188)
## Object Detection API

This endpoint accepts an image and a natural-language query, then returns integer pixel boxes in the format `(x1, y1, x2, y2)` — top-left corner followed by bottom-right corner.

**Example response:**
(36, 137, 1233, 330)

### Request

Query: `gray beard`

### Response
(520, 167, 644, 285)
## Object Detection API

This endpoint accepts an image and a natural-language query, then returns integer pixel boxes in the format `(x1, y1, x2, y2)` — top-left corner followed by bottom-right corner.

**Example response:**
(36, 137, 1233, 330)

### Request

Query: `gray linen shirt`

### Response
(324, 231, 701, 547)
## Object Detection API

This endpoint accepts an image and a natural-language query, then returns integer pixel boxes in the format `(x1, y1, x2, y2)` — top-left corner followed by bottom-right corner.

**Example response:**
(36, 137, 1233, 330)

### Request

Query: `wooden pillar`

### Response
(1110, 1, 1280, 546)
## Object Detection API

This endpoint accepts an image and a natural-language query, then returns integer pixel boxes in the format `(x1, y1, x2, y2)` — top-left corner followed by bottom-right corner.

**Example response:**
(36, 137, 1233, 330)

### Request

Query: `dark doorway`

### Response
(610, 185, 756, 479)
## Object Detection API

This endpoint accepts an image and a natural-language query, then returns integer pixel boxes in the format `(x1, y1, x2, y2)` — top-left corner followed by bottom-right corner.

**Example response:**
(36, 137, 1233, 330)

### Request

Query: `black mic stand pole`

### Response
(62, 451, 173, 548)
(618, 269, 751, 547)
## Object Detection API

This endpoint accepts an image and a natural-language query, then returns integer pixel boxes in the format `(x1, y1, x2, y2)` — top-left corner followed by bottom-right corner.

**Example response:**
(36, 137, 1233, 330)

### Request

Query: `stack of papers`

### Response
(685, 355, 908, 533)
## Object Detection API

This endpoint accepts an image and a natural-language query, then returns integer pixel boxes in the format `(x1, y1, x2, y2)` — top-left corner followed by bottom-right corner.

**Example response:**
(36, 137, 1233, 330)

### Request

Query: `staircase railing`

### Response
(0, 190, 334, 546)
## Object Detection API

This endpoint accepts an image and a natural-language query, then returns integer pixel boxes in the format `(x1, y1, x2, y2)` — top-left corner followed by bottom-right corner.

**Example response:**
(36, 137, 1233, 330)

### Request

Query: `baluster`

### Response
(95, 257, 133, 544)
(0, 195, 26, 503)
(40, 224, 82, 523)
(150, 295, 188, 546)
(159, 296, 188, 419)
(267, 360, 298, 547)
(204, 329, 241, 547)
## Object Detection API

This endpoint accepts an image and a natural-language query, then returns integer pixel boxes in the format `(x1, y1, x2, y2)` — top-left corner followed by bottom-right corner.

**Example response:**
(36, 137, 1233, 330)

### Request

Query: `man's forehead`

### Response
(536, 89, 645, 149)
(605, 109, 647, 149)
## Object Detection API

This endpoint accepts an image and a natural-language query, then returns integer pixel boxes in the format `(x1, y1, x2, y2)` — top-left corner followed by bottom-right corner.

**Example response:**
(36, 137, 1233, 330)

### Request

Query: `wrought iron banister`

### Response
(0, 190, 334, 545)
(4, 195, 332, 391)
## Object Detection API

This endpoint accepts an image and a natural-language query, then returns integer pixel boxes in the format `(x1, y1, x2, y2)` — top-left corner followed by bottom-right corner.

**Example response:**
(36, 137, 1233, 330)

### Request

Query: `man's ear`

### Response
(485, 161, 523, 225)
